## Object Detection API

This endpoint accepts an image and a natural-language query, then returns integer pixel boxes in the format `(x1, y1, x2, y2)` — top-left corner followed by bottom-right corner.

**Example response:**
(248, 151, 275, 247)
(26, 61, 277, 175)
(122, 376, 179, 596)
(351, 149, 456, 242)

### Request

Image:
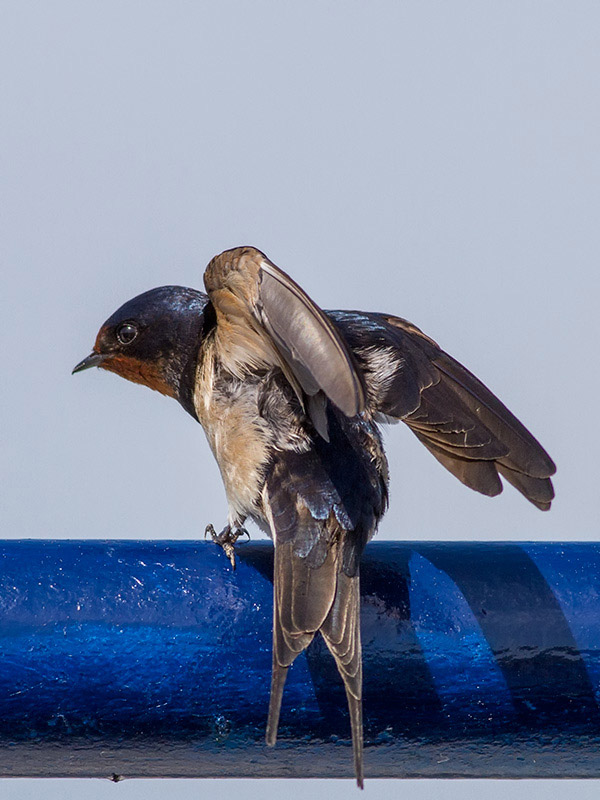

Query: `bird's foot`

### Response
(204, 523, 250, 569)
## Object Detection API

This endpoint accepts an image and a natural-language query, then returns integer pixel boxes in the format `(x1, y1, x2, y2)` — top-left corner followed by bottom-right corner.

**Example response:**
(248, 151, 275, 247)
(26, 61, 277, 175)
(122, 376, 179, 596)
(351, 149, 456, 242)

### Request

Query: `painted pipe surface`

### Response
(0, 540, 599, 779)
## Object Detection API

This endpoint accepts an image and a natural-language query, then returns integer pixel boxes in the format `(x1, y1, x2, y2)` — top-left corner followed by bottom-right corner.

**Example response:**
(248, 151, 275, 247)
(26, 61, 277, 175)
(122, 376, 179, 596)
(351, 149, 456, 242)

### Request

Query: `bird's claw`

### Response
(204, 523, 249, 569)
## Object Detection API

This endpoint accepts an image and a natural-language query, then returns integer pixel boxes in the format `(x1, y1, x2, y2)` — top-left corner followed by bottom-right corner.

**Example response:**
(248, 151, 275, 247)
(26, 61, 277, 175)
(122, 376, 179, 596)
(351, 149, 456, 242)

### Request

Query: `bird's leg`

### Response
(204, 523, 250, 569)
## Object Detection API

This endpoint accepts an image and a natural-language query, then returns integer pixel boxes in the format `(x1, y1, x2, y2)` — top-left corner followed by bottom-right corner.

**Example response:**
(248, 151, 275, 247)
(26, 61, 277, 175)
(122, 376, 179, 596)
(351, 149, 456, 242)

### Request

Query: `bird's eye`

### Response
(116, 323, 138, 345)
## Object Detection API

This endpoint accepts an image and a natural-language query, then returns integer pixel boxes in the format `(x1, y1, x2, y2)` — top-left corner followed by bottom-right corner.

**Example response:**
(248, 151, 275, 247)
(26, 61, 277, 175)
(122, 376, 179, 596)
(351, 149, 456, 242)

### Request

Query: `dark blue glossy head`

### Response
(73, 286, 214, 418)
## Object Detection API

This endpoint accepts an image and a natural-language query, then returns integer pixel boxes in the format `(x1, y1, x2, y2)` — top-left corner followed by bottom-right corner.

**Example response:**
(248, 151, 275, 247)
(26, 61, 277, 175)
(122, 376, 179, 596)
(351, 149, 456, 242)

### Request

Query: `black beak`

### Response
(72, 352, 107, 374)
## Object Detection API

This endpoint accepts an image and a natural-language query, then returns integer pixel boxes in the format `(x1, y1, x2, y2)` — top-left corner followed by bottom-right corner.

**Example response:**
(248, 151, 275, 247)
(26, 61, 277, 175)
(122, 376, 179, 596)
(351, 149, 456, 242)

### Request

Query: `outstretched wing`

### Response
(329, 310, 556, 510)
(204, 247, 366, 437)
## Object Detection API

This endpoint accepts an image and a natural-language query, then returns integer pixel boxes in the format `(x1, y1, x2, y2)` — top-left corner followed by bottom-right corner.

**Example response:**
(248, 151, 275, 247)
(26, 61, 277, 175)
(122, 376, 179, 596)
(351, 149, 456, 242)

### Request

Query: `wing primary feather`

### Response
(259, 260, 366, 418)
(414, 432, 504, 496)
(434, 354, 556, 478)
(497, 463, 554, 510)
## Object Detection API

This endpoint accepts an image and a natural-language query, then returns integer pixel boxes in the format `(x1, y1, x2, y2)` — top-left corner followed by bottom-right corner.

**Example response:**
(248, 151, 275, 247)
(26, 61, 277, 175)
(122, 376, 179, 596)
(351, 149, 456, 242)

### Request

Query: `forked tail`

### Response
(266, 540, 364, 787)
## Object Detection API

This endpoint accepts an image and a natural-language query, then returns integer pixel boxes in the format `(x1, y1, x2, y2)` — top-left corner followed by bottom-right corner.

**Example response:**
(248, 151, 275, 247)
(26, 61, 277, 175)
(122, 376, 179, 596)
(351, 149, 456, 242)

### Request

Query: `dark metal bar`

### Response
(0, 540, 599, 779)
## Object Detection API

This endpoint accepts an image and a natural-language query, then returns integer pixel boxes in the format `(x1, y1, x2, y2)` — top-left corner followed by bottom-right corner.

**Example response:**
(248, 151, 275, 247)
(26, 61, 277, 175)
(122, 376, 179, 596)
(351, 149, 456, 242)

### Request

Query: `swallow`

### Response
(73, 246, 556, 786)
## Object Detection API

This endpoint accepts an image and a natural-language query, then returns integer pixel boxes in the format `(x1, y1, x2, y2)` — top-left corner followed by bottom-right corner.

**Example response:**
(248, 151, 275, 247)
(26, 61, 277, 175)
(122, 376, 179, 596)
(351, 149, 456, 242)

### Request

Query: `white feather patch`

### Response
(357, 345, 404, 400)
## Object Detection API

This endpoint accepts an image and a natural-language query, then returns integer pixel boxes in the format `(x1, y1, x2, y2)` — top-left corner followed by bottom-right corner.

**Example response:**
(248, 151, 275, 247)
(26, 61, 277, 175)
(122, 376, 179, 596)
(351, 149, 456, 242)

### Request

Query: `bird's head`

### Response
(72, 286, 214, 418)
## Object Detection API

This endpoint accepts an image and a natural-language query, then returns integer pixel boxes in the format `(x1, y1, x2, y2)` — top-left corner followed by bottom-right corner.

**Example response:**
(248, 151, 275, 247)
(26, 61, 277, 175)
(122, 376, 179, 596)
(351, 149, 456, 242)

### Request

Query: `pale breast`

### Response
(193, 342, 272, 527)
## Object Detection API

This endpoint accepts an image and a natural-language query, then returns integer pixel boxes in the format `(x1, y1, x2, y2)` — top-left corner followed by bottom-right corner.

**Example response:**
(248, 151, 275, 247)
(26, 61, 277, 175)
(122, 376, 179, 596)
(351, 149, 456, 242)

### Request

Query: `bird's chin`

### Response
(97, 353, 177, 398)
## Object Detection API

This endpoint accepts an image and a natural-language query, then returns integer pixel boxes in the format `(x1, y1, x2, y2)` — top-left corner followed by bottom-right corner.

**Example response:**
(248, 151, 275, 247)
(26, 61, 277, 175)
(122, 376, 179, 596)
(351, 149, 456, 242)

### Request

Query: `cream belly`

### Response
(193, 345, 270, 527)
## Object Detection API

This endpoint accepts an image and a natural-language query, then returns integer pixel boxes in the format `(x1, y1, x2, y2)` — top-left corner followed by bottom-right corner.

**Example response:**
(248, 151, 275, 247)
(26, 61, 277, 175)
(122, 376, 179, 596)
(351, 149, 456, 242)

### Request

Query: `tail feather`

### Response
(266, 662, 290, 747)
(321, 569, 364, 787)
(274, 540, 326, 662)
(345, 685, 364, 789)
(268, 536, 365, 786)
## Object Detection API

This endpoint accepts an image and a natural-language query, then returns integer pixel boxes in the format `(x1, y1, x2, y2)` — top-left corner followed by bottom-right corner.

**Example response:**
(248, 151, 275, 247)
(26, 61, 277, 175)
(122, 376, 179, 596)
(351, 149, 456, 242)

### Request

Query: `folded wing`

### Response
(204, 247, 366, 437)
(329, 310, 556, 509)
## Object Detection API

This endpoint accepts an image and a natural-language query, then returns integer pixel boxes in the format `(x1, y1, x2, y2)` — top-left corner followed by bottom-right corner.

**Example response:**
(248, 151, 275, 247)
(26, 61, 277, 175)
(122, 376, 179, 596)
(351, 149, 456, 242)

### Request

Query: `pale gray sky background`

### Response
(1, 1, 599, 798)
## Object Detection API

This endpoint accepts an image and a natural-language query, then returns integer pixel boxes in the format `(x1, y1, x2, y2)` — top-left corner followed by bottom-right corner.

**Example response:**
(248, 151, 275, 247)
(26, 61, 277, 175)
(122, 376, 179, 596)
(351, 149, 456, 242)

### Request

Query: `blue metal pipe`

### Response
(0, 540, 599, 779)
